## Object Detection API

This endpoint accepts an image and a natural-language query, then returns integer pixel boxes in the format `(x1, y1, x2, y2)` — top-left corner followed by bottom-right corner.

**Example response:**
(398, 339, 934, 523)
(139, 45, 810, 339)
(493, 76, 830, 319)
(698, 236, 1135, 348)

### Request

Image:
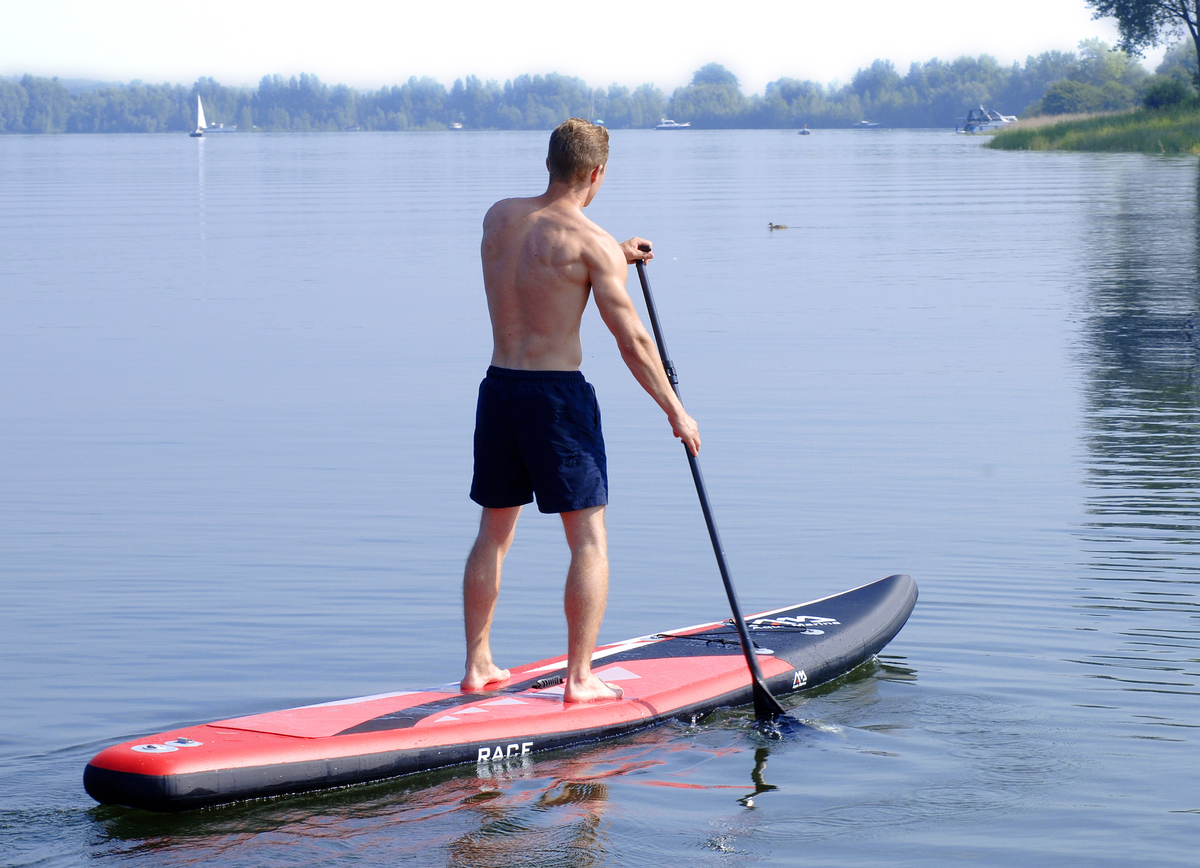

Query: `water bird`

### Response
(768, 222, 788, 230)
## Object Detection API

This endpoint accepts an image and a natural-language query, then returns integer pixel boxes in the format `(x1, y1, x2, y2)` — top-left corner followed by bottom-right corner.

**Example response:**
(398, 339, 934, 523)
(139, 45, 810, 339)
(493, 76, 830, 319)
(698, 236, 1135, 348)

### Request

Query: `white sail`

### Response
(196, 95, 207, 130)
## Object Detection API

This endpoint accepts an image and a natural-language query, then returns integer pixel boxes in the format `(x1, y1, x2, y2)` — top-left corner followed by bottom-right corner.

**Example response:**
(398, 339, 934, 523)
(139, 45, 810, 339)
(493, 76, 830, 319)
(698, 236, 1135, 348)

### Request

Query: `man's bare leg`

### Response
(560, 505, 623, 703)
(462, 506, 520, 690)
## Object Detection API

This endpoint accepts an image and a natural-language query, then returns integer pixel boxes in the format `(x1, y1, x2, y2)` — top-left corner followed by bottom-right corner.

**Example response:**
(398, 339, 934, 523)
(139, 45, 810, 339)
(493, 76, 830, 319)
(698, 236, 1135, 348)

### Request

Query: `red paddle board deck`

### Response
(85, 574, 916, 811)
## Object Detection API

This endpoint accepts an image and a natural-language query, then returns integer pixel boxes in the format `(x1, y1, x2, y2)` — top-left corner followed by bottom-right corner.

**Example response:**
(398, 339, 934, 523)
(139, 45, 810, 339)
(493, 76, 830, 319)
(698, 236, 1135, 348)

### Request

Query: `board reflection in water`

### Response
(90, 723, 783, 867)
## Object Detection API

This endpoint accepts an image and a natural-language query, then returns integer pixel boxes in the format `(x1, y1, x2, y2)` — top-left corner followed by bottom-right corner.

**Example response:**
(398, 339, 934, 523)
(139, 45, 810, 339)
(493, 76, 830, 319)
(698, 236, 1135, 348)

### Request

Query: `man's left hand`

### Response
(619, 237, 654, 263)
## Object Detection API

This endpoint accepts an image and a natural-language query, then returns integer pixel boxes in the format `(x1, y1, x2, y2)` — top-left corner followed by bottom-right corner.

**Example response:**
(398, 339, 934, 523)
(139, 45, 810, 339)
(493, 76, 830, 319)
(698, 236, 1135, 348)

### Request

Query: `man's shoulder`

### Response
(484, 195, 536, 225)
(574, 218, 622, 263)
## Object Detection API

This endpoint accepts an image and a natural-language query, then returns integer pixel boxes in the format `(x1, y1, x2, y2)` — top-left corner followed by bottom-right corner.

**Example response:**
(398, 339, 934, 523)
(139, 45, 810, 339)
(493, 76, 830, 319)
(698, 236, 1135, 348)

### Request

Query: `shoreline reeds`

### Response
(987, 105, 1200, 154)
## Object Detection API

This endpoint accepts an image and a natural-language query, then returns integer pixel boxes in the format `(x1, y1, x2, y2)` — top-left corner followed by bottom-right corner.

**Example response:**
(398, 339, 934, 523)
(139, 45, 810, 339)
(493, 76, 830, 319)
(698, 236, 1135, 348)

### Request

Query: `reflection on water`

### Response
(87, 670, 903, 867)
(1078, 160, 1200, 702)
(196, 136, 206, 243)
(88, 724, 772, 867)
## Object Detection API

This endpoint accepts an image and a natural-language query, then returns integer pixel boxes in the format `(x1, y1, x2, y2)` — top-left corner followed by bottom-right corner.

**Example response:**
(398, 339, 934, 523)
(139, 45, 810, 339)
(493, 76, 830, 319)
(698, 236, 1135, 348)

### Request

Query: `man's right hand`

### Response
(670, 410, 701, 457)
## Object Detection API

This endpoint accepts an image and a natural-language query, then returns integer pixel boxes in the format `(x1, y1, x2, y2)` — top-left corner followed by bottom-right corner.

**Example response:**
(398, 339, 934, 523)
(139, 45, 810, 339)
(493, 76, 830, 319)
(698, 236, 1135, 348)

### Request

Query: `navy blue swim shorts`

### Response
(470, 366, 608, 514)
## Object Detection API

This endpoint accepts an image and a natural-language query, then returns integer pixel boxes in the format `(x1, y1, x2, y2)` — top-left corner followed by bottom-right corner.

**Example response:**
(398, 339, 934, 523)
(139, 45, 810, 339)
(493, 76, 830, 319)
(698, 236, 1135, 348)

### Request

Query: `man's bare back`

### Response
(463, 120, 699, 704)
(482, 164, 630, 373)
(480, 164, 702, 448)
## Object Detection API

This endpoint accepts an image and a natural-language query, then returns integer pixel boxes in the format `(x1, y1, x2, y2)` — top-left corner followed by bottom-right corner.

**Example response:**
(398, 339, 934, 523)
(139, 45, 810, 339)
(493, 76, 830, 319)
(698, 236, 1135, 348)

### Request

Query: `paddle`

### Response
(634, 245, 787, 722)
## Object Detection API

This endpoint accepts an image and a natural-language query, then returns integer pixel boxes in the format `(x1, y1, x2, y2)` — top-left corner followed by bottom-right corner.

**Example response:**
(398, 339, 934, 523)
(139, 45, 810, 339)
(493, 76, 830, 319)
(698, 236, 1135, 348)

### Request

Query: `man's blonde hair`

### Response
(547, 118, 609, 184)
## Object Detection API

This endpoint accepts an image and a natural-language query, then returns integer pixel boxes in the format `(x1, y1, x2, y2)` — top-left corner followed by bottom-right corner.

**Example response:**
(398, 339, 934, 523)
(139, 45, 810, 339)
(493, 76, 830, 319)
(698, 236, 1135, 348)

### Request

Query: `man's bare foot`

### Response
(562, 677, 623, 703)
(461, 664, 510, 691)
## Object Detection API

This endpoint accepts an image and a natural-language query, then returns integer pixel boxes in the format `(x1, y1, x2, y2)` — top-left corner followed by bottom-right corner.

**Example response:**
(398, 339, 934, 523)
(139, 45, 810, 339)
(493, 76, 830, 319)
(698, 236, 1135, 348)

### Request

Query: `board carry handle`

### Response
(634, 244, 786, 722)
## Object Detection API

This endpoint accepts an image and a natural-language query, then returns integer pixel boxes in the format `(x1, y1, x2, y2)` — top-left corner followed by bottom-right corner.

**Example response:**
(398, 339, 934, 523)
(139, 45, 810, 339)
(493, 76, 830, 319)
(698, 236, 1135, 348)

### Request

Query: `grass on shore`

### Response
(987, 105, 1200, 154)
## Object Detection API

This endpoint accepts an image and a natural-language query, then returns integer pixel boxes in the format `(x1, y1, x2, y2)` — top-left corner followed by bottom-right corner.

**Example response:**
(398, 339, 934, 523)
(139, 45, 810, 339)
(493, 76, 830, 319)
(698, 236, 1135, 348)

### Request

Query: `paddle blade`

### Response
(752, 679, 787, 722)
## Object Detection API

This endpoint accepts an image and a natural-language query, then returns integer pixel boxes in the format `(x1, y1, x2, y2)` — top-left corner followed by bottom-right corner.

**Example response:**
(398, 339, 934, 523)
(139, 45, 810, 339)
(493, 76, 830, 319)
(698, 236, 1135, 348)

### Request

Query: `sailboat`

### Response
(189, 95, 206, 137)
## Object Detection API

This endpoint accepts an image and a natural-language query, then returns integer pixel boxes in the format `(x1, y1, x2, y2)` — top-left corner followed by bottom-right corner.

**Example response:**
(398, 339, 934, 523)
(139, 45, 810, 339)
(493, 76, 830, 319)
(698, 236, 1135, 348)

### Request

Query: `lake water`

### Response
(2, 128, 1198, 866)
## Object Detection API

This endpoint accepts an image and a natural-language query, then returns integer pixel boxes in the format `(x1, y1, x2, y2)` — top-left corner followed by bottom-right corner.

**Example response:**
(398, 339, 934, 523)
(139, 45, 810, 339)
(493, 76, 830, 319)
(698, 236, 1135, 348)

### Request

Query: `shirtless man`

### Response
(462, 118, 701, 703)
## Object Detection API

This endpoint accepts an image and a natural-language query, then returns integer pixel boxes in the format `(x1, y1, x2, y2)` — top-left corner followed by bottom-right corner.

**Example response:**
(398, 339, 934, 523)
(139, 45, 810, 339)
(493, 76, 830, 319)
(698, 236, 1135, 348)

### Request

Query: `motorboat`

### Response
(655, 118, 691, 130)
(798, 124, 811, 135)
(851, 120, 881, 129)
(959, 106, 1018, 133)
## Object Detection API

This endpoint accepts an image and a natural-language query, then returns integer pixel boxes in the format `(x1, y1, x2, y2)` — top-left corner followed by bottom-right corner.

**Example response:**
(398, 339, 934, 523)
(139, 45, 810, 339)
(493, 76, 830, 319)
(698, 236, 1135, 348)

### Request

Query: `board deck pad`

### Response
(84, 574, 917, 811)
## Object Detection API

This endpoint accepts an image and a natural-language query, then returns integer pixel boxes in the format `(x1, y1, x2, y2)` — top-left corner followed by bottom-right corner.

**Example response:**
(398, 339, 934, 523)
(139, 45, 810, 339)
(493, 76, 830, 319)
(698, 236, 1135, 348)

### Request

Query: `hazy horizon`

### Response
(5, 0, 1162, 98)
(2, 46, 1168, 102)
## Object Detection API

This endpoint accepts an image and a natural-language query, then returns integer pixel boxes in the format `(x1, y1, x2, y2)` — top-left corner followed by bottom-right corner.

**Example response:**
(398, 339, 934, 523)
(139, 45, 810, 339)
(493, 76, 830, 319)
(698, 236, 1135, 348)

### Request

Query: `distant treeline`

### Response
(3, 41, 1196, 133)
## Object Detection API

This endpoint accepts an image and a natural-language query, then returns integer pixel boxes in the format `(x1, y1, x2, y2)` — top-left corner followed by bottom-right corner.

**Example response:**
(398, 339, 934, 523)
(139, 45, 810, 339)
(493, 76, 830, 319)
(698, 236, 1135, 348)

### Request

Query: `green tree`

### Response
(1142, 74, 1194, 105)
(0, 78, 30, 132)
(1086, 0, 1200, 86)
(852, 59, 901, 101)
(329, 83, 358, 129)
(1008, 50, 1079, 113)
(1156, 38, 1199, 82)
(668, 63, 747, 127)
(627, 83, 666, 126)
(1075, 37, 1148, 89)
(20, 75, 71, 132)
(448, 75, 502, 127)
(191, 76, 243, 128)
(499, 73, 589, 129)
(594, 82, 665, 127)
(690, 62, 739, 87)
(763, 76, 830, 126)
(1039, 78, 1108, 113)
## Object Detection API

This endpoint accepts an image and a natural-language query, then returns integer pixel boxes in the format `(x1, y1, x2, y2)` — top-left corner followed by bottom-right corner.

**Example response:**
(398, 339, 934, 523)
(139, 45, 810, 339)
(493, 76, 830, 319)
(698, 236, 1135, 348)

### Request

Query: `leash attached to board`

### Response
(633, 244, 787, 722)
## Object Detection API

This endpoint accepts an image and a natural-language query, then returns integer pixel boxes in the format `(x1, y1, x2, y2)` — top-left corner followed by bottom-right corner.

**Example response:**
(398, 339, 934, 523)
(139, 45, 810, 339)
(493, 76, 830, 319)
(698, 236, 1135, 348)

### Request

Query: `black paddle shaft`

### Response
(634, 248, 786, 721)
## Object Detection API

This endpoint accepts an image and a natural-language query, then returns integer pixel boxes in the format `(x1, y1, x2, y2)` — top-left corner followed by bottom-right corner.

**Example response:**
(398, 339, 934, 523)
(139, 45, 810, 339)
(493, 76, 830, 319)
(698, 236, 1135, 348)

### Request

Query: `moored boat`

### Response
(958, 106, 1018, 133)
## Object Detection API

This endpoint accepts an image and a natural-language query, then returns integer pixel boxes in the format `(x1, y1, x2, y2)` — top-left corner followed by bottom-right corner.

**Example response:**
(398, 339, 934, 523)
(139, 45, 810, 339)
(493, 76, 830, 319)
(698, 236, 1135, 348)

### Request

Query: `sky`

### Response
(2, 0, 1163, 95)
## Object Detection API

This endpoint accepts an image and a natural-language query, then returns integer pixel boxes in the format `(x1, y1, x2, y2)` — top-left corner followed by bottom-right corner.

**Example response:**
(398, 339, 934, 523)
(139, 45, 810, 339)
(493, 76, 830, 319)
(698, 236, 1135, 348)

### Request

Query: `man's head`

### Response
(547, 118, 609, 185)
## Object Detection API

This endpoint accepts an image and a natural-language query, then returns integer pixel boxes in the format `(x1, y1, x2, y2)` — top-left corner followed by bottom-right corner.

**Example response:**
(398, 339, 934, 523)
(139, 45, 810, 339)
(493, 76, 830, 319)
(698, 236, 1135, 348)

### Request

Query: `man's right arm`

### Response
(589, 239, 700, 456)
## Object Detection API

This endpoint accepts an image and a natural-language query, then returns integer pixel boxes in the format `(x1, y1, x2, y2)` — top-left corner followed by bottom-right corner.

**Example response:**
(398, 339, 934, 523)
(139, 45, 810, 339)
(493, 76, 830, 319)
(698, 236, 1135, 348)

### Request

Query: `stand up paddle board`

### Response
(85, 573, 916, 811)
